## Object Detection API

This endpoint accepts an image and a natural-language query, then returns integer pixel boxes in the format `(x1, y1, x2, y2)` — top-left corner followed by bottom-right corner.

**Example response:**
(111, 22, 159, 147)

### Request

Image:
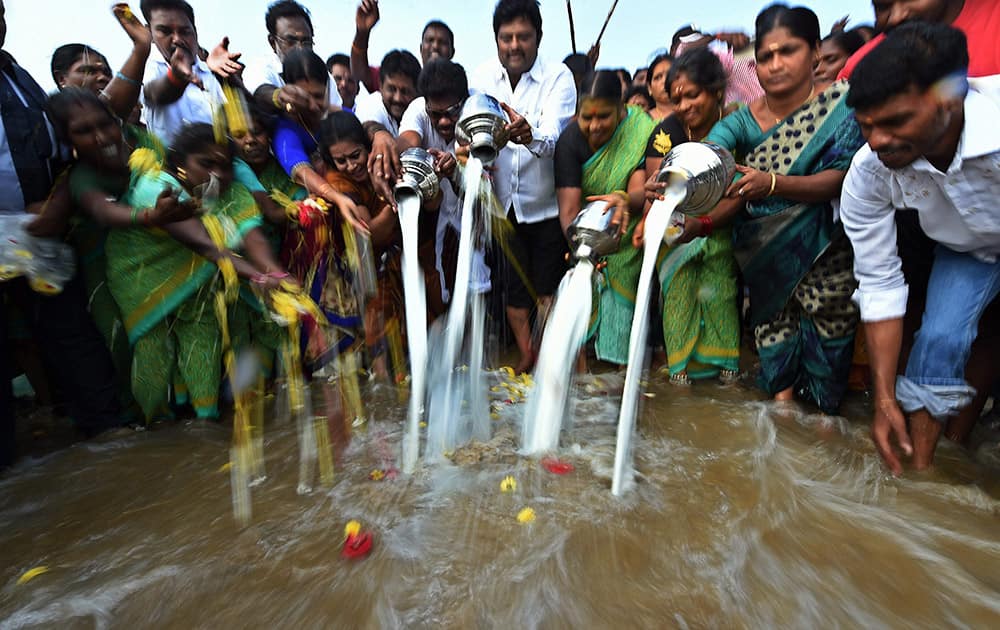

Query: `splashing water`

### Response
(521, 259, 595, 454)
(612, 190, 685, 495)
(425, 157, 487, 460)
(398, 193, 427, 474)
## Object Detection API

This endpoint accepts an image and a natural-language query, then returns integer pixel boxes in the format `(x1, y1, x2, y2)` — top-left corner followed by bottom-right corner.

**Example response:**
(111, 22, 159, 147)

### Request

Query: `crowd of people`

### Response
(0, 0, 997, 480)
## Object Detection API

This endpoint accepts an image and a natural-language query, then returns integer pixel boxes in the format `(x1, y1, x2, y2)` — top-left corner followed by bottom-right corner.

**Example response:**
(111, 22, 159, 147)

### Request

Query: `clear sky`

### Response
(7, 0, 876, 91)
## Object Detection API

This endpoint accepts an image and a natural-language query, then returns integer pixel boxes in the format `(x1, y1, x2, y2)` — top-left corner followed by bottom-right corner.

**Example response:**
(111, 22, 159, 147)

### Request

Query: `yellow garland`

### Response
(128, 147, 161, 176)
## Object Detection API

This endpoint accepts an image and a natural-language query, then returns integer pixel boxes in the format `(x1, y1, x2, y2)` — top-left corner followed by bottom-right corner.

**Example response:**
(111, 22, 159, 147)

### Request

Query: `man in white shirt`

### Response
(840, 23, 1000, 475)
(354, 50, 420, 137)
(469, 0, 576, 373)
(246, 0, 342, 116)
(139, 0, 238, 146)
(399, 59, 490, 310)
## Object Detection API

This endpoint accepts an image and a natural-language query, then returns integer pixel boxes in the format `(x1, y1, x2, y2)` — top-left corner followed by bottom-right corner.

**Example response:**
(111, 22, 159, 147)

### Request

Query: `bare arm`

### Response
(557, 187, 582, 236)
(143, 46, 200, 106)
(102, 3, 152, 120)
(865, 317, 912, 475)
(241, 226, 285, 274)
(729, 166, 848, 204)
(351, 0, 379, 94)
(77, 188, 196, 228)
(162, 218, 259, 278)
(251, 190, 286, 225)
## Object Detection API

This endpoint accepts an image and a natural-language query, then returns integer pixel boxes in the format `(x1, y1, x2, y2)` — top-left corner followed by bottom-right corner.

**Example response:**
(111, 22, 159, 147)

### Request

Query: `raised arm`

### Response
(102, 3, 152, 120)
(351, 0, 380, 94)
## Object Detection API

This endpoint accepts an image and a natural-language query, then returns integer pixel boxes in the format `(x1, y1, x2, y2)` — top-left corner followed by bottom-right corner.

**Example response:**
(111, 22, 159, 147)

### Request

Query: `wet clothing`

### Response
(706, 82, 865, 412)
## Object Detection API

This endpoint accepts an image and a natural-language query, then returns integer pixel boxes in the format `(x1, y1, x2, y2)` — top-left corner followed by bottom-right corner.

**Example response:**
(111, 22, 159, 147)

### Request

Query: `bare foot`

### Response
(910, 409, 943, 470)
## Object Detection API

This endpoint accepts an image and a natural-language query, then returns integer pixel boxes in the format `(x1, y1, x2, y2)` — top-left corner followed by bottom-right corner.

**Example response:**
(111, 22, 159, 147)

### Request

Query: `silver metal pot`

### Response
(566, 199, 622, 261)
(655, 142, 736, 216)
(394, 148, 441, 202)
(455, 93, 509, 166)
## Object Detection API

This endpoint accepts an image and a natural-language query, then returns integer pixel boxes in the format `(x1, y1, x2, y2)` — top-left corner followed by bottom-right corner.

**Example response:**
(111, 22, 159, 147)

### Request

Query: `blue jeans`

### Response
(897, 246, 1000, 420)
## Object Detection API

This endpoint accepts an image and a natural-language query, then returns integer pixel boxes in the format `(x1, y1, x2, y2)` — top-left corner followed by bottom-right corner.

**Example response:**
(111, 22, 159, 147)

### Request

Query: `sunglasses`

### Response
(425, 99, 464, 121)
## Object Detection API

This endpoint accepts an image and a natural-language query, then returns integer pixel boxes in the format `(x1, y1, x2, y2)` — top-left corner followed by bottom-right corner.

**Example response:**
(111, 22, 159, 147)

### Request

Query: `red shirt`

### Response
(838, 0, 1000, 81)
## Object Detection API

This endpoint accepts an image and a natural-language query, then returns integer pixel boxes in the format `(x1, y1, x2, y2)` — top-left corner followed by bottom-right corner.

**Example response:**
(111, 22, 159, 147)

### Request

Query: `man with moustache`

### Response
(468, 0, 576, 374)
(139, 0, 241, 145)
(353, 50, 421, 137)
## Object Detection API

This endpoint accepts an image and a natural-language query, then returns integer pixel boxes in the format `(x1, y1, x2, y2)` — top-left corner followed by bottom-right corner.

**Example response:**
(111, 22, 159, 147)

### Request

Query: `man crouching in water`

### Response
(840, 22, 1000, 474)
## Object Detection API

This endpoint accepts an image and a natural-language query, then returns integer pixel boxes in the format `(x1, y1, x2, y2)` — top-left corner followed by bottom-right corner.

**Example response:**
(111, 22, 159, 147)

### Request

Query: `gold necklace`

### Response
(765, 84, 815, 124)
(686, 105, 725, 142)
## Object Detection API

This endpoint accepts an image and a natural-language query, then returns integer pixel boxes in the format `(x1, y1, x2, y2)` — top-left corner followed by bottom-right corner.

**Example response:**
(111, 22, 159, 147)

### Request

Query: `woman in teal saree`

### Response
(697, 5, 865, 412)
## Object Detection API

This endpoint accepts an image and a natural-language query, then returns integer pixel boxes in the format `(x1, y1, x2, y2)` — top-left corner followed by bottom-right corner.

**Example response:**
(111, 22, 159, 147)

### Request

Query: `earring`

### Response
(72, 147, 78, 160)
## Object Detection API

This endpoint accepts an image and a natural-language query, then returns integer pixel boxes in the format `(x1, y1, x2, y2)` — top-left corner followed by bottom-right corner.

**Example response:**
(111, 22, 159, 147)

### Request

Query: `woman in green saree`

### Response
(681, 5, 865, 413)
(108, 123, 288, 421)
(554, 71, 655, 365)
(636, 48, 741, 386)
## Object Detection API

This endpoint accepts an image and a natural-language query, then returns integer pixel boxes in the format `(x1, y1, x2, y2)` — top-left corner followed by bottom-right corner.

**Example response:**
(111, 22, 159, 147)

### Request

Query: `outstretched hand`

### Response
(207, 37, 243, 80)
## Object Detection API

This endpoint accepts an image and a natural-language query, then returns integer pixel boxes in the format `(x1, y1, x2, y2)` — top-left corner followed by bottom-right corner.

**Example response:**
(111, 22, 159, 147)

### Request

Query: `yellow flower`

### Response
(369, 469, 385, 481)
(516, 507, 535, 524)
(344, 520, 362, 539)
(500, 476, 516, 493)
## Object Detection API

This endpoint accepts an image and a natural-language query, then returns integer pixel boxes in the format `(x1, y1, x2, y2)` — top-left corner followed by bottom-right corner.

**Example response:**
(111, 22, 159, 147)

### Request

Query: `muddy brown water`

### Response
(1, 374, 998, 628)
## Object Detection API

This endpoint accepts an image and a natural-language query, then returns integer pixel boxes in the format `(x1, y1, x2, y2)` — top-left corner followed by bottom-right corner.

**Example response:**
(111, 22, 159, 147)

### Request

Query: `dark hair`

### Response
(140, 0, 195, 25)
(492, 0, 543, 43)
(562, 53, 593, 88)
(265, 0, 313, 36)
(850, 24, 875, 42)
(166, 123, 232, 169)
(380, 50, 421, 88)
(646, 53, 673, 86)
(282, 48, 329, 86)
(624, 84, 653, 109)
(615, 68, 632, 85)
(821, 30, 865, 57)
(754, 3, 821, 54)
(319, 111, 371, 167)
(422, 20, 454, 47)
(245, 91, 276, 135)
(847, 22, 969, 112)
(579, 70, 623, 104)
(671, 25, 701, 55)
(418, 59, 468, 101)
(50, 44, 109, 86)
(326, 53, 350, 73)
(667, 47, 727, 99)
(46, 87, 115, 142)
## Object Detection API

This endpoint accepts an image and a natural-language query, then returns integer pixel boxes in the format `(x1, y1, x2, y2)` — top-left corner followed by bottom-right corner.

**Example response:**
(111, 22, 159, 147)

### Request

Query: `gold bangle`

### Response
(271, 88, 282, 109)
(767, 172, 777, 197)
(612, 189, 629, 204)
